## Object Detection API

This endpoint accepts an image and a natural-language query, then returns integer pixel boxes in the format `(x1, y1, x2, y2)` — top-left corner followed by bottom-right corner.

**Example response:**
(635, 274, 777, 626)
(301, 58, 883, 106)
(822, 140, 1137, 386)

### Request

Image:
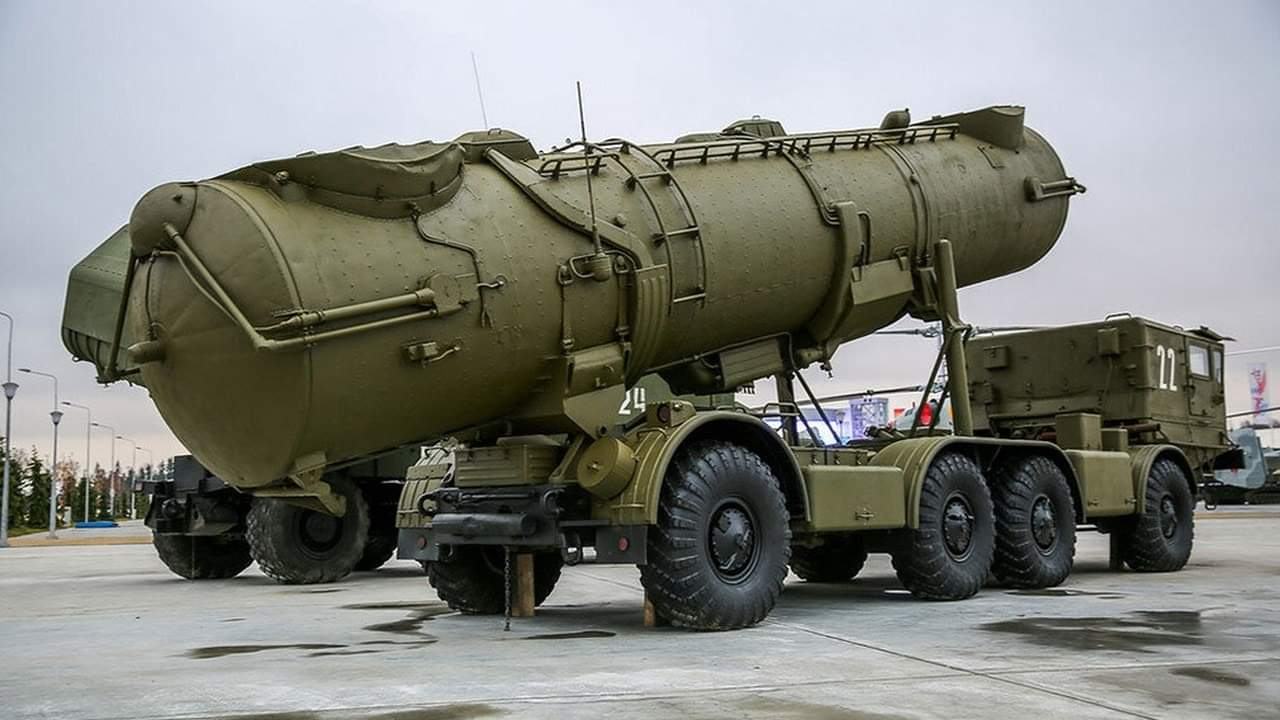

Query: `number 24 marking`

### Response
(1156, 345, 1179, 391)
(618, 387, 647, 415)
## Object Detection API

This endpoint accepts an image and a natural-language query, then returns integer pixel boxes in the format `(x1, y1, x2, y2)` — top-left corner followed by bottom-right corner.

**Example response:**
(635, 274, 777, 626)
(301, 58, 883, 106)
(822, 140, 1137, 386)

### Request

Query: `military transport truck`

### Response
(68, 101, 1233, 629)
(396, 313, 1232, 623)
(136, 450, 415, 581)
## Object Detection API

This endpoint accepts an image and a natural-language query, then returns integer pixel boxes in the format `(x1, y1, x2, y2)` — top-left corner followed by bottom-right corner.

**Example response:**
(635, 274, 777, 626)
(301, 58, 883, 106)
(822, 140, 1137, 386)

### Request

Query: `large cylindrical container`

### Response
(116, 105, 1081, 488)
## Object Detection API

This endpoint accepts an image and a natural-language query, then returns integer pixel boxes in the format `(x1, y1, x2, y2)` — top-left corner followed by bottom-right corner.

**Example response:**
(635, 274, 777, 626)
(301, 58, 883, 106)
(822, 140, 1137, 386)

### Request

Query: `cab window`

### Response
(1211, 347, 1223, 383)
(1188, 343, 1210, 378)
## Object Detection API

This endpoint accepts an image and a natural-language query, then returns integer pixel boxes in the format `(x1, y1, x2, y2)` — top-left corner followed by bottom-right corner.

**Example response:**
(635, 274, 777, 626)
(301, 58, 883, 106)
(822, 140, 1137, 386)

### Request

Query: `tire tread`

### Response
(639, 440, 790, 630)
(246, 476, 369, 584)
(991, 455, 1077, 589)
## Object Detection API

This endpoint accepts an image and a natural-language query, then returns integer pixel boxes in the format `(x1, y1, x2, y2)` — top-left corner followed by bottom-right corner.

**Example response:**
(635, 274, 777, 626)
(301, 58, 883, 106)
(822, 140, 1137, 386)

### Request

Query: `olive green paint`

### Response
(66, 105, 1078, 492)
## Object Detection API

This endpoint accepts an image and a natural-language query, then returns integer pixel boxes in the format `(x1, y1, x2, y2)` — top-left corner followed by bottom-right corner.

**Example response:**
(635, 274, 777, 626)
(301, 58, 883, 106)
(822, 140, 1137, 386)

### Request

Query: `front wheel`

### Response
(1120, 458, 1194, 572)
(428, 547, 563, 614)
(639, 440, 791, 630)
(355, 498, 398, 571)
(891, 453, 994, 600)
(246, 475, 370, 584)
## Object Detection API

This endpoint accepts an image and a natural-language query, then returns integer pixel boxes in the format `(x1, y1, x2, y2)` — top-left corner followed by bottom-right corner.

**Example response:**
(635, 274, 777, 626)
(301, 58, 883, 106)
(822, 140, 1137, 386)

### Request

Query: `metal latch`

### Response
(1025, 176, 1087, 202)
(405, 341, 459, 365)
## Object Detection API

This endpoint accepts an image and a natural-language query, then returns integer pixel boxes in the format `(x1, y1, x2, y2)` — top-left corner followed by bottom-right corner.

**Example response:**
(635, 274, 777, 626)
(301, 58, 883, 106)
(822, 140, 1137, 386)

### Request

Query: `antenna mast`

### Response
(471, 52, 489, 128)
(576, 81, 604, 259)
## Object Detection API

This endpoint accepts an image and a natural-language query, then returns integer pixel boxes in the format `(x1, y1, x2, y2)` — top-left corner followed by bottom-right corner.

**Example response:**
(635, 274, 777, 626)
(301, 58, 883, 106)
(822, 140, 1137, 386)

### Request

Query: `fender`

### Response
(871, 436, 1083, 527)
(609, 411, 808, 526)
(1128, 444, 1196, 513)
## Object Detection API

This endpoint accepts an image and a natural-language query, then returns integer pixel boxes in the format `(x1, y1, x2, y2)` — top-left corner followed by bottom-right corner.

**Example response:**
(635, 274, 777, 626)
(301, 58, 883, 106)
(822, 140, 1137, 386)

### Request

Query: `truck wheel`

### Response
(639, 440, 791, 630)
(246, 475, 369, 584)
(789, 535, 868, 582)
(355, 498, 398, 571)
(892, 453, 994, 600)
(355, 531, 398, 571)
(991, 455, 1076, 588)
(1120, 458, 1195, 572)
(152, 533, 252, 579)
(428, 547, 563, 614)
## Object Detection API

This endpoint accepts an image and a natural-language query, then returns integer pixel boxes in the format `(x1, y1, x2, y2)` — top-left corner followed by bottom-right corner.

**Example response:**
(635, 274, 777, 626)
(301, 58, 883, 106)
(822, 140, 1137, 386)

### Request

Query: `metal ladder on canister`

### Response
(597, 138, 708, 306)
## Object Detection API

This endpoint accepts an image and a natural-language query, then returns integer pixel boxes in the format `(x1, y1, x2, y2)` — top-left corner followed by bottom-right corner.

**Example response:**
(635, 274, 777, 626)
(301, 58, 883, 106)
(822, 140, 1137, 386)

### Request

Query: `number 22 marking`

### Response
(1156, 345, 1178, 391)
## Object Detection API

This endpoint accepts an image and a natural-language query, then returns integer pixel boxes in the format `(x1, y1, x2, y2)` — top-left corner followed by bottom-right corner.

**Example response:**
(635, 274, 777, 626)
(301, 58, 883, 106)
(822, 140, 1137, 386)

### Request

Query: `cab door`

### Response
(1185, 340, 1218, 419)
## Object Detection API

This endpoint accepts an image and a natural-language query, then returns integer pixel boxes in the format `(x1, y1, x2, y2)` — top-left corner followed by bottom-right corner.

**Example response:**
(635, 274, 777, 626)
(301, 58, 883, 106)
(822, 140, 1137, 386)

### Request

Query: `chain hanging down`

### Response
(503, 546, 512, 632)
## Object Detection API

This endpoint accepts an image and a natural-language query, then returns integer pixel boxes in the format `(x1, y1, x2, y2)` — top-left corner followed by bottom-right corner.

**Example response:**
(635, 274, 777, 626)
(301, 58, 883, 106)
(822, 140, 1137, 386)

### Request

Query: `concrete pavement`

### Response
(1, 508, 1278, 719)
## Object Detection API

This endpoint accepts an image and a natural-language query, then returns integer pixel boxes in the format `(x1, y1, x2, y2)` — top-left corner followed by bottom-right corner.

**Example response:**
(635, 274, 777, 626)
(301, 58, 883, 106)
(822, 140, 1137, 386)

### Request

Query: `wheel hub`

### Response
(709, 501, 757, 582)
(1030, 495, 1058, 552)
(942, 493, 975, 560)
(1159, 494, 1178, 539)
(299, 510, 342, 553)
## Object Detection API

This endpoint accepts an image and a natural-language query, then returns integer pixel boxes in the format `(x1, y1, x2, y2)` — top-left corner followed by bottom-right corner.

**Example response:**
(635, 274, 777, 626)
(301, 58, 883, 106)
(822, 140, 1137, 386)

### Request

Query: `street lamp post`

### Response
(0, 310, 16, 548)
(117, 435, 137, 520)
(62, 401, 92, 523)
(135, 446, 152, 519)
(18, 369, 61, 539)
(92, 422, 116, 519)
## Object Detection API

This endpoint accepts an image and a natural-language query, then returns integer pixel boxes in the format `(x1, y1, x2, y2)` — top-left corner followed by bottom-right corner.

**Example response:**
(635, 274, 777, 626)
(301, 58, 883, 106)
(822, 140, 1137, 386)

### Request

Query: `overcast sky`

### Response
(1, 0, 1277, 470)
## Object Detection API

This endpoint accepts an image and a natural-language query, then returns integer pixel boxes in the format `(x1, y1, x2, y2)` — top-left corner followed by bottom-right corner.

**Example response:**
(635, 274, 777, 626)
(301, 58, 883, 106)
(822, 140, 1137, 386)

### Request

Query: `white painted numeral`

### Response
(1156, 345, 1179, 391)
(618, 387, 648, 415)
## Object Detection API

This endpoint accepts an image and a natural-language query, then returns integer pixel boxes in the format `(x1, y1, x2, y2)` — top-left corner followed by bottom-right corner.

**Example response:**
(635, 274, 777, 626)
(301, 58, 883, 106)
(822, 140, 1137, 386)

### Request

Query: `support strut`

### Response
(934, 238, 974, 436)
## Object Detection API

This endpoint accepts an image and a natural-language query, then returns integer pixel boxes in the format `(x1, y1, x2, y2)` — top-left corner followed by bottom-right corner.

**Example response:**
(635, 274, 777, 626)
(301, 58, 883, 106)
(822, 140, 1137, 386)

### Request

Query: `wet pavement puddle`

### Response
(982, 610, 1206, 653)
(1170, 665, 1252, 686)
(521, 630, 615, 640)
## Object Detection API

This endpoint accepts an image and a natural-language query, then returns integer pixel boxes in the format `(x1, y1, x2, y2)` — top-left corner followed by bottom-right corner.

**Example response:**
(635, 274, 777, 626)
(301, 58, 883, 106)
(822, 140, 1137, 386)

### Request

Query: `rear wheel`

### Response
(1120, 458, 1194, 572)
(246, 475, 369, 584)
(639, 440, 791, 630)
(790, 535, 868, 582)
(152, 533, 252, 579)
(991, 455, 1077, 588)
(428, 547, 563, 614)
(892, 453, 994, 600)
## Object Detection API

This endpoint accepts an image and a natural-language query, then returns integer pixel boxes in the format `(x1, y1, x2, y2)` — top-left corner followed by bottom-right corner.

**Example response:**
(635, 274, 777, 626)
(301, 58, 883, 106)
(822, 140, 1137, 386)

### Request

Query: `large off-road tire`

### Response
(639, 440, 791, 630)
(355, 531, 398, 571)
(790, 535, 868, 582)
(892, 453, 994, 600)
(991, 455, 1077, 589)
(1120, 458, 1195, 572)
(246, 475, 369, 584)
(428, 547, 563, 614)
(355, 496, 399, 571)
(152, 533, 253, 579)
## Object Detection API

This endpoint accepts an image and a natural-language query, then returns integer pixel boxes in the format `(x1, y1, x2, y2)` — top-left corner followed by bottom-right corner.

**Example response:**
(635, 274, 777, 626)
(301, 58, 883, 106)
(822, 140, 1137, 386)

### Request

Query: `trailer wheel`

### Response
(790, 535, 868, 582)
(152, 533, 252, 579)
(991, 455, 1076, 588)
(246, 475, 369, 584)
(428, 547, 562, 614)
(639, 440, 791, 630)
(1120, 458, 1194, 572)
(892, 453, 994, 600)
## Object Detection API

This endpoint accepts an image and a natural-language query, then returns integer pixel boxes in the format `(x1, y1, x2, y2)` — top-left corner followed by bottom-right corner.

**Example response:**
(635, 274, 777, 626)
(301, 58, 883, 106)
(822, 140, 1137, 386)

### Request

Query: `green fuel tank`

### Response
(110, 105, 1082, 489)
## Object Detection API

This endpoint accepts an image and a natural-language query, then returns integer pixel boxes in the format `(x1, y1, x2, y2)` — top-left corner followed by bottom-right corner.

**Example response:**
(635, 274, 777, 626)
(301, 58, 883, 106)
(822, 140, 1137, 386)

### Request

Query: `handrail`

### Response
(650, 122, 960, 168)
(153, 223, 462, 354)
